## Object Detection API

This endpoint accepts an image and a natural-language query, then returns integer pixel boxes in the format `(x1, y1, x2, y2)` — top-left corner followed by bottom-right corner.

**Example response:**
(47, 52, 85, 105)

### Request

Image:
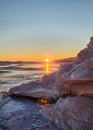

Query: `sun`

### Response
(45, 58, 50, 62)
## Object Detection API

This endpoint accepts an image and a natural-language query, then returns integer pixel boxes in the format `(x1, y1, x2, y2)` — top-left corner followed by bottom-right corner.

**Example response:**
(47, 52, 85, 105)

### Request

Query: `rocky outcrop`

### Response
(77, 36, 93, 62)
(42, 96, 93, 130)
(54, 37, 93, 98)
(54, 57, 93, 97)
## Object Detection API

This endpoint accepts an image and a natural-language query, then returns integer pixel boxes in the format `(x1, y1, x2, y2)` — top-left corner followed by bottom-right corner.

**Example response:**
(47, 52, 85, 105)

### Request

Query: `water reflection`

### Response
(45, 63, 50, 74)
(43, 62, 57, 74)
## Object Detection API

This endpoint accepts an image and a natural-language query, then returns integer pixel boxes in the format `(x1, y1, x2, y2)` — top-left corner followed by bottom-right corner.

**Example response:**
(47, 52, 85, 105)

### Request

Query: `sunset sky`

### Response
(0, 0, 93, 61)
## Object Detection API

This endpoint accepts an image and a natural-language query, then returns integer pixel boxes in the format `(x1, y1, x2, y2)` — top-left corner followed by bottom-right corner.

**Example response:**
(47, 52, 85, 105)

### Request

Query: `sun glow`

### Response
(45, 58, 50, 62)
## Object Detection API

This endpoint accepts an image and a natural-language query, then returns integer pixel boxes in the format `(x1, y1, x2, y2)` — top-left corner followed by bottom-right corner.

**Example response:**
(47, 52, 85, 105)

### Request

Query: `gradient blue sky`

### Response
(0, 0, 93, 61)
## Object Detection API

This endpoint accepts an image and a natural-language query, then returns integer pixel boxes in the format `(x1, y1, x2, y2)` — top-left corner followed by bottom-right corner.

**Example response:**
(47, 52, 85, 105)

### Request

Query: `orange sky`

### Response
(0, 0, 92, 61)
(0, 50, 77, 61)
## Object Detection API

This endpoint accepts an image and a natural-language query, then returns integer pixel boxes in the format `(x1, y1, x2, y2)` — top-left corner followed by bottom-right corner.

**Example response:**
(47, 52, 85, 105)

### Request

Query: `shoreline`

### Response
(1, 37, 93, 129)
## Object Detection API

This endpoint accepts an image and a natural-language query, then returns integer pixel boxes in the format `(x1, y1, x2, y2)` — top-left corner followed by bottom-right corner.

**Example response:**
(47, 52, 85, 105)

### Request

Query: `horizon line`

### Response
(0, 57, 76, 63)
